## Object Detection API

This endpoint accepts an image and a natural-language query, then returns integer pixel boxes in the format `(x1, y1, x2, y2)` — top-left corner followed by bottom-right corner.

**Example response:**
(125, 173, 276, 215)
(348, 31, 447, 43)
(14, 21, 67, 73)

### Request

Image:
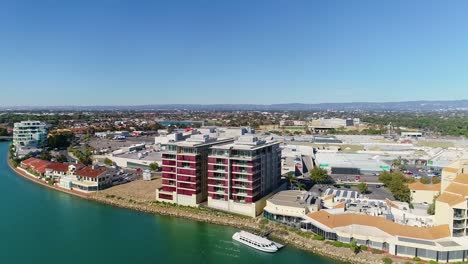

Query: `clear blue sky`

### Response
(1, 0, 468, 106)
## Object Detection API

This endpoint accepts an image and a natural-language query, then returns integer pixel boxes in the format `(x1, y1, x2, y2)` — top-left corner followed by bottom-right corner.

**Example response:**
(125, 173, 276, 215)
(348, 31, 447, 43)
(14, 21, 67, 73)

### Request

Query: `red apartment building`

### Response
(156, 134, 234, 206)
(207, 136, 282, 217)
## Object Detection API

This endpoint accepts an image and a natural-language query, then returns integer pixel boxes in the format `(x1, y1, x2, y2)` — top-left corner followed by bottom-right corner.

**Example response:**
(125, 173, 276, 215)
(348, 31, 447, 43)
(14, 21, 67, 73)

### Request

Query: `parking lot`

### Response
(89, 136, 156, 153)
(310, 182, 395, 201)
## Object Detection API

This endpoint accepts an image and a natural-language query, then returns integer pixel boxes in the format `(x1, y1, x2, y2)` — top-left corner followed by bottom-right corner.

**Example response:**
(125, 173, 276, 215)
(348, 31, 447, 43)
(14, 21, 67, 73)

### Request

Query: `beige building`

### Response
(408, 182, 441, 204)
(435, 160, 468, 238)
(301, 159, 468, 262)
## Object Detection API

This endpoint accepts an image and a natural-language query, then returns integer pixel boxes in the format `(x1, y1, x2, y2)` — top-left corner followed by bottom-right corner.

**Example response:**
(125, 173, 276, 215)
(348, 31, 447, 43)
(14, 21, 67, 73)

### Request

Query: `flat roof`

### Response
(268, 190, 316, 208)
(211, 140, 280, 151)
(307, 210, 450, 240)
(169, 138, 233, 147)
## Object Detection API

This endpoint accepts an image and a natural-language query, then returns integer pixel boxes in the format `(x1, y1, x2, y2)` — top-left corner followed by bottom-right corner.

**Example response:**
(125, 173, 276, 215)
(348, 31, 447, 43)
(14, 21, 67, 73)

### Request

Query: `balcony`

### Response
(162, 173, 176, 179)
(177, 169, 197, 176)
(177, 189, 196, 196)
(158, 193, 173, 200)
(208, 180, 228, 187)
(177, 176, 197, 183)
(162, 160, 177, 166)
(177, 155, 197, 162)
(231, 161, 254, 167)
(453, 211, 466, 219)
(162, 154, 177, 160)
(162, 167, 176, 173)
(162, 179, 176, 186)
(453, 229, 465, 237)
(208, 165, 227, 172)
(161, 186, 176, 193)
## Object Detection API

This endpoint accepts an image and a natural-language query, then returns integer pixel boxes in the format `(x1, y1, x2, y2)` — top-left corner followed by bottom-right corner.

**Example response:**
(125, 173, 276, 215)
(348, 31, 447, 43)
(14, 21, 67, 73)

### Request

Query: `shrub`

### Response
(413, 257, 421, 261)
(313, 235, 325, 241)
(428, 261, 438, 264)
(382, 257, 393, 264)
(360, 245, 368, 251)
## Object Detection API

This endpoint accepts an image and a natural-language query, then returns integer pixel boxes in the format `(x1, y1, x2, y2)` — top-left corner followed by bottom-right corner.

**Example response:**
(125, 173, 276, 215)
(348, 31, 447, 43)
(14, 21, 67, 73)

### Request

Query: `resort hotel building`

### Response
(20, 158, 111, 192)
(284, 159, 468, 262)
(156, 131, 282, 217)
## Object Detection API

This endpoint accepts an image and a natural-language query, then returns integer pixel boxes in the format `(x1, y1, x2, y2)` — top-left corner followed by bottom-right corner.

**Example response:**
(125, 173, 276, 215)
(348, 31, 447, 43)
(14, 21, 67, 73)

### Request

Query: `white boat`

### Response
(232, 231, 283, 253)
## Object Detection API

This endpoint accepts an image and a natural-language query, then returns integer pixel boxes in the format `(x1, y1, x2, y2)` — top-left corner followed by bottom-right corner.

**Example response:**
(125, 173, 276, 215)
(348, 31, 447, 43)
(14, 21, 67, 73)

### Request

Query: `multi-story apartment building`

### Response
(13, 121, 48, 148)
(207, 136, 282, 217)
(156, 134, 234, 206)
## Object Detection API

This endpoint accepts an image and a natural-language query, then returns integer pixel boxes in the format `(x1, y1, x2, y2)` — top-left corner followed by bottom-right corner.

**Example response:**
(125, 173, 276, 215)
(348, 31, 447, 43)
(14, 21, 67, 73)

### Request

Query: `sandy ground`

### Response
(93, 178, 162, 202)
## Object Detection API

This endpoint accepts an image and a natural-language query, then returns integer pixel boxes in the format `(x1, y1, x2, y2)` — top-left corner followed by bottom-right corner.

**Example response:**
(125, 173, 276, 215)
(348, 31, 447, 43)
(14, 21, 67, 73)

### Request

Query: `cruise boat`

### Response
(232, 231, 283, 253)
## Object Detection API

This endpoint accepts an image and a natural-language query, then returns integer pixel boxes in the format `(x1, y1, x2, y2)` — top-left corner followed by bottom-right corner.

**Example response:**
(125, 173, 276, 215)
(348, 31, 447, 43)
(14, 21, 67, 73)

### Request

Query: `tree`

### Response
(39, 151, 52, 161)
(104, 158, 113, 166)
(149, 162, 159, 172)
(296, 182, 306, 191)
(432, 177, 441, 184)
(47, 131, 75, 150)
(357, 183, 368, 194)
(310, 167, 329, 185)
(285, 172, 296, 189)
(379, 171, 412, 203)
(56, 154, 68, 163)
(427, 194, 439, 215)
(420, 177, 431, 184)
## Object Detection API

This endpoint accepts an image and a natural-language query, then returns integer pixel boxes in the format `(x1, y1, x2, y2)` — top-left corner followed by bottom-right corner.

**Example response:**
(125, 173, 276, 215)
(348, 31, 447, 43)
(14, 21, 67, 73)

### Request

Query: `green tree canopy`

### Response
(104, 158, 113, 166)
(357, 182, 368, 194)
(149, 162, 159, 171)
(310, 167, 330, 185)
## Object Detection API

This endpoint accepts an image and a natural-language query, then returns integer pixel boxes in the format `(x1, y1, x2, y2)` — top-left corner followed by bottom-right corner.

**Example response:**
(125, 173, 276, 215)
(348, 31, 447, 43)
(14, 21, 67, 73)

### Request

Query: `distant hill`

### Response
(1, 100, 468, 112)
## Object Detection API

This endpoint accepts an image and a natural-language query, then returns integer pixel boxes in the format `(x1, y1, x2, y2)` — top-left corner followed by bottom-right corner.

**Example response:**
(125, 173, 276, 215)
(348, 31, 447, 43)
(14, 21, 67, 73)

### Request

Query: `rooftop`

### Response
(307, 210, 450, 240)
(408, 182, 441, 191)
(267, 190, 319, 208)
(75, 167, 106, 178)
(211, 137, 280, 151)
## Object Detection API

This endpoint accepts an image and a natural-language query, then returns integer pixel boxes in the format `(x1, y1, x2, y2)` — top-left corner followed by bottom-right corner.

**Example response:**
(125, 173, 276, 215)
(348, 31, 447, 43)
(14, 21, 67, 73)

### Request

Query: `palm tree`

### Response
(296, 182, 306, 191)
(285, 172, 297, 190)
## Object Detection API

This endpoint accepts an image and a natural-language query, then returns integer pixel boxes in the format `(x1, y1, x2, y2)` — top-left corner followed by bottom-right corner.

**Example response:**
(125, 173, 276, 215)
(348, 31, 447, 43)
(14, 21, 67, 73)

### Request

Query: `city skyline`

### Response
(2, 0, 468, 106)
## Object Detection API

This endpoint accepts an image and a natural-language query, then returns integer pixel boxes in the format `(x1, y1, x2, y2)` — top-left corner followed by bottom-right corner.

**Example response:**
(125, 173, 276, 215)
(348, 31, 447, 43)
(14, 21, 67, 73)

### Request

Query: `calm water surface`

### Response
(0, 142, 339, 264)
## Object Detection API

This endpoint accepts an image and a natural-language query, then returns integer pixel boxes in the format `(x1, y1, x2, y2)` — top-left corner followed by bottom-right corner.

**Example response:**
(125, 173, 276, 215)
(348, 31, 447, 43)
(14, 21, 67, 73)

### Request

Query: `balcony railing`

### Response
(454, 214, 465, 219)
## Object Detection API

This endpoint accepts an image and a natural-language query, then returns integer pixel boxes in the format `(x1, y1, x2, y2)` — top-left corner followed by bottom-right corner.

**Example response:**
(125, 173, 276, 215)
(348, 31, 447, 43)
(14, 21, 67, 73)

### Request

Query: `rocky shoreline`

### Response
(7, 155, 389, 264)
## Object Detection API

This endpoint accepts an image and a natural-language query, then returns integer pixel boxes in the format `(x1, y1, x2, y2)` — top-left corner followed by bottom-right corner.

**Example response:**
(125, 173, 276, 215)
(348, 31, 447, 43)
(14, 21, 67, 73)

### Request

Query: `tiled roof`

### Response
(334, 202, 346, 209)
(21, 158, 52, 174)
(408, 182, 441, 191)
(75, 167, 106, 178)
(436, 192, 465, 206)
(46, 163, 69, 172)
(445, 183, 468, 197)
(453, 174, 468, 185)
(443, 167, 459, 173)
(307, 211, 450, 240)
